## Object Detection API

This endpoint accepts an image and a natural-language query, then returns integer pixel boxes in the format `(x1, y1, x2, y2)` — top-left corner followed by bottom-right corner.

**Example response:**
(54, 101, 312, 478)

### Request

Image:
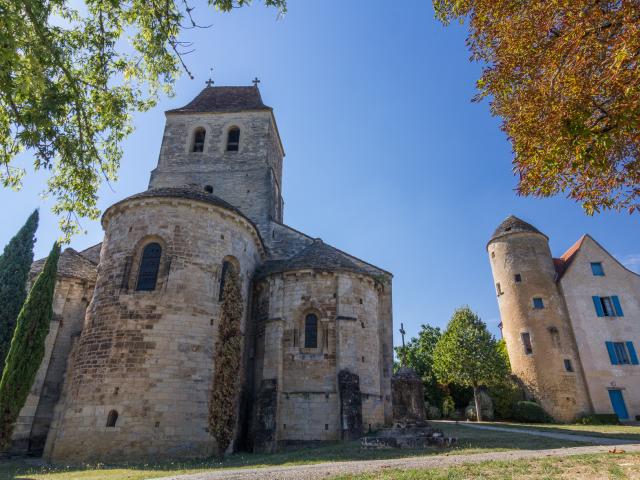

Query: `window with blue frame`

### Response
(533, 297, 544, 309)
(590, 262, 605, 276)
(606, 341, 639, 365)
(593, 296, 623, 317)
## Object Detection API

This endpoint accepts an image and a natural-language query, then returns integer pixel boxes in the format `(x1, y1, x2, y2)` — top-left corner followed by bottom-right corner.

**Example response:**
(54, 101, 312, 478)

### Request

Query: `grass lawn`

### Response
(0, 423, 589, 480)
(332, 452, 640, 479)
(477, 421, 640, 442)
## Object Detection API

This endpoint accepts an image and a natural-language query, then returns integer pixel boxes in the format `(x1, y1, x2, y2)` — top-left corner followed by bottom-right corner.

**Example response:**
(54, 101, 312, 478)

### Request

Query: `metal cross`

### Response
(252, 77, 261, 87)
(399, 322, 407, 366)
(205, 68, 214, 87)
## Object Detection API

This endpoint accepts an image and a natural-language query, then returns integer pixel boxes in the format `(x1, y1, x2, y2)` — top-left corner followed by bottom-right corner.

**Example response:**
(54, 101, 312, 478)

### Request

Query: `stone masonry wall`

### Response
(251, 270, 388, 447)
(149, 111, 284, 230)
(46, 197, 263, 462)
(488, 232, 592, 422)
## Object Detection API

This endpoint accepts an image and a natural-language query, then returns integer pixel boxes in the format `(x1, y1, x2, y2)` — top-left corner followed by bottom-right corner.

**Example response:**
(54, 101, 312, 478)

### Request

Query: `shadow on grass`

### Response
(0, 423, 590, 480)
(474, 421, 640, 442)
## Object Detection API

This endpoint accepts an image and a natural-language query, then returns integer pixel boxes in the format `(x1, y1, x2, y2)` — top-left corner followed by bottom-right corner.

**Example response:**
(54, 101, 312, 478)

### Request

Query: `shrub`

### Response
(577, 414, 620, 425)
(488, 376, 524, 420)
(427, 405, 442, 420)
(442, 396, 455, 418)
(513, 401, 552, 423)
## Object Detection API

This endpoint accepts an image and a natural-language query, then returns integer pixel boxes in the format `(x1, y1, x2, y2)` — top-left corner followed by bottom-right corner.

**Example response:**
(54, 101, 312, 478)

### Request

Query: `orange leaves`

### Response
(436, 0, 640, 213)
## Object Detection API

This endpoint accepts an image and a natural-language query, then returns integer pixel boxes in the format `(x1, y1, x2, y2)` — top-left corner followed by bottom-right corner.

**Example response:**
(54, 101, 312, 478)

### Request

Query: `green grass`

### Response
(331, 452, 640, 479)
(0, 423, 589, 480)
(476, 421, 640, 442)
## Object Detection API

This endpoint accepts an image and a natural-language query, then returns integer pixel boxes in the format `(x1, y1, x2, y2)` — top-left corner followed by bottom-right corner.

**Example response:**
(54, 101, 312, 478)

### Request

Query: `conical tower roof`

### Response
(488, 215, 547, 245)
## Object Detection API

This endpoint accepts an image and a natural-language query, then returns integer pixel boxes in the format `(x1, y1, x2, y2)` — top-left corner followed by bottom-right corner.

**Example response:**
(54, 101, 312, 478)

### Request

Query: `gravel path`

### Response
(442, 421, 638, 445)
(152, 443, 640, 480)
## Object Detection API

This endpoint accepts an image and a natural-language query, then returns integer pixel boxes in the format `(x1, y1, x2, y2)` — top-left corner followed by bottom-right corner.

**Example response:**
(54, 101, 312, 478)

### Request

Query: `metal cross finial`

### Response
(252, 77, 261, 87)
(205, 68, 214, 87)
(399, 322, 407, 366)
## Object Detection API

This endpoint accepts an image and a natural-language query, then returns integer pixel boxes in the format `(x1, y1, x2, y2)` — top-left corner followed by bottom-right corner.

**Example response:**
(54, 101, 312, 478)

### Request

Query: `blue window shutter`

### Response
(593, 296, 604, 317)
(627, 342, 638, 365)
(606, 342, 618, 365)
(612, 296, 624, 317)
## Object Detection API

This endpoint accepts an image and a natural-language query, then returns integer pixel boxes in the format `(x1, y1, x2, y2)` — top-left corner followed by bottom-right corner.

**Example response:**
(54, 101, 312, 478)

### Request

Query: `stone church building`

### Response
(488, 216, 639, 423)
(12, 84, 394, 461)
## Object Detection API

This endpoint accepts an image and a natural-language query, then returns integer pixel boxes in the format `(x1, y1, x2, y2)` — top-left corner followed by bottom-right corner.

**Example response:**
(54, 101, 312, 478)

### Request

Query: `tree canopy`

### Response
(433, 306, 507, 421)
(433, 0, 640, 214)
(0, 0, 286, 240)
(0, 210, 39, 372)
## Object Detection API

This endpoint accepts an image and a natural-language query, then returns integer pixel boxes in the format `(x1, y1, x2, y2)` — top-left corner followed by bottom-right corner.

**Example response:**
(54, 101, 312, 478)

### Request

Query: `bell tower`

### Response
(149, 82, 285, 230)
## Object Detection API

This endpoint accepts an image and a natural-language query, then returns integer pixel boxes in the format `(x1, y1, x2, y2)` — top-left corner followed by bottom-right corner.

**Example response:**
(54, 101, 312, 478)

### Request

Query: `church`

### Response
(12, 83, 394, 461)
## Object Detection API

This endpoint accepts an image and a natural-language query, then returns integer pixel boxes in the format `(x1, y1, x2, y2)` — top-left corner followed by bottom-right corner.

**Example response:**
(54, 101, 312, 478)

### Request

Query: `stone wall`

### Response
(45, 196, 263, 462)
(559, 236, 640, 421)
(149, 111, 284, 230)
(250, 270, 390, 449)
(488, 232, 592, 422)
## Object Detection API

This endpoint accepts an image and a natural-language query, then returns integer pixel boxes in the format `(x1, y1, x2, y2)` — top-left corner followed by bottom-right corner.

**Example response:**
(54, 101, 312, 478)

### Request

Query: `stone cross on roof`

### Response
(252, 77, 261, 87)
(205, 68, 214, 87)
(400, 322, 407, 366)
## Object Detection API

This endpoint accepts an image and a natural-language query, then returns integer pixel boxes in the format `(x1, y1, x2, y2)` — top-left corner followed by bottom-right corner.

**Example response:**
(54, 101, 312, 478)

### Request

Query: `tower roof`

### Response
(166, 86, 272, 114)
(488, 215, 547, 244)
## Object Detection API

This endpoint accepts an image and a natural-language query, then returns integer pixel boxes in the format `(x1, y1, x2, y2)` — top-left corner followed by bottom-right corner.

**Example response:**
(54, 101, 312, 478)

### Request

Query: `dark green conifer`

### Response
(0, 210, 39, 371)
(0, 242, 59, 450)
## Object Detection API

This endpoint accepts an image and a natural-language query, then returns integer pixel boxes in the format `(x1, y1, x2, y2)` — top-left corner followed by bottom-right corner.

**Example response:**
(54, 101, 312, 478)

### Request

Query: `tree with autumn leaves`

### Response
(434, 0, 640, 214)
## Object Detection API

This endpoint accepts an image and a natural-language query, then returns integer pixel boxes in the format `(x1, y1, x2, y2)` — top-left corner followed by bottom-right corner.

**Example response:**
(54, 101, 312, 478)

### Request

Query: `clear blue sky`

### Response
(1, 1, 638, 344)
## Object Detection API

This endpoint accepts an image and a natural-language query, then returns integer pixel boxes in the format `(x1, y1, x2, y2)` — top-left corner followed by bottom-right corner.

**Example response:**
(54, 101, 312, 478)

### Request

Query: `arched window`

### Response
(218, 261, 231, 301)
(192, 127, 206, 152)
(304, 313, 318, 349)
(136, 243, 162, 291)
(106, 410, 118, 428)
(226, 127, 240, 152)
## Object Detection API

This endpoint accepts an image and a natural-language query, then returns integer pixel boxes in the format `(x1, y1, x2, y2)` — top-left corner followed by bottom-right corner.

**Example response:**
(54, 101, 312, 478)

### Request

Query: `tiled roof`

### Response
(553, 235, 586, 280)
(31, 248, 98, 282)
(166, 86, 271, 114)
(256, 238, 376, 279)
(488, 215, 546, 244)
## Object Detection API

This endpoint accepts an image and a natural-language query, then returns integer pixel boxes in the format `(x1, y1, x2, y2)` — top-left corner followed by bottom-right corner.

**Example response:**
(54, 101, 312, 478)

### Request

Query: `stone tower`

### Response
(487, 216, 591, 421)
(149, 85, 284, 231)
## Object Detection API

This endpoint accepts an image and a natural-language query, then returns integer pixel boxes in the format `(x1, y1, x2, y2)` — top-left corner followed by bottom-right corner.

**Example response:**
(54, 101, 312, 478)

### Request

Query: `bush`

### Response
(442, 396, 455, 418)
(488, 376, 524, 420)
(577, 414, 620, 425)
(427, 405, 442, 420)
(513, 401, 552, 423)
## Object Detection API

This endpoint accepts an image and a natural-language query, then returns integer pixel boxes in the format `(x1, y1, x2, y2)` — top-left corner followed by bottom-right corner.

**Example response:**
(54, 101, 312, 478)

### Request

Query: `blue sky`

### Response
(1, 1, 638, 344)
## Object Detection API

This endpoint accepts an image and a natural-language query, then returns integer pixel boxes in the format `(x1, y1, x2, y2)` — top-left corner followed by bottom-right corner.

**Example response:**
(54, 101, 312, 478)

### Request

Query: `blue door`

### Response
(608, 390, 629, 420)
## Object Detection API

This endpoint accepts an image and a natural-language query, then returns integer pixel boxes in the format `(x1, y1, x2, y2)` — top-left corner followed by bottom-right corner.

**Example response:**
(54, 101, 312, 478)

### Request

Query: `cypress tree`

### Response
(209, 264, 244, 460)
(0, 242, 59, 450)
(0, 210, 39, 371)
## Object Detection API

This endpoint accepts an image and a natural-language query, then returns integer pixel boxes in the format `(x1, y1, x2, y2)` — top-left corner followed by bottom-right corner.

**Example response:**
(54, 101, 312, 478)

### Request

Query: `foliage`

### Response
(441, 396, 455, 418)
(0, 242, 59, 450)
(394, 324, 442, 405)
(488, 375, 524, 420)
(433, 306, 508, 421)
(0, 0, 286, 240)
(433, 0, 640, 214)
(209, 263, 243, 459)
(465, 388, 494, 421)
(577, 414, 620, 425)
(0, 210, 39, 372)
(513, 401, 553, 423)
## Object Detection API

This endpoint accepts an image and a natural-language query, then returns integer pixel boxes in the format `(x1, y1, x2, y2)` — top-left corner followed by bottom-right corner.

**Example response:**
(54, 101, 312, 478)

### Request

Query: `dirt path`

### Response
(441, 421, 638, 445)
(152, 443, 640, 480)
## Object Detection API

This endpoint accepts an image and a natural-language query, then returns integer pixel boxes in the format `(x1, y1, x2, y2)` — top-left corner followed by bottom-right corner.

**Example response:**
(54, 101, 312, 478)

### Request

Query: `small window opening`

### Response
(491, 251, 495, 258)
(548, 326, 561, 348)
(192, 127, 206, 152)
(226, 127, 240, 152)
(613, 342, 631, 364)
(219, 261, 231, 302)
(496, 282, 503, 296)
(591, 262, 605, 276)
(136, 243, 162, 291)
(521, 332, 533, 355)
(533, 297, 544, 309)
(564, 359, 574, 372)
(514, 274, 522, 283)
(304, 313, 318, 348)
(204, 185, 213, 194)
(325, 424, 329, 430)
(106, 410, 119, 427)
(601, 297, 616, 317)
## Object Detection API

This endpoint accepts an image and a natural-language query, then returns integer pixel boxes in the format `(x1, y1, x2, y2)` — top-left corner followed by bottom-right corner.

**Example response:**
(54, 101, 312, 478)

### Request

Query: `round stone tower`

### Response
(487, 216, 591, 422)
(45, 187, 265, 462)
